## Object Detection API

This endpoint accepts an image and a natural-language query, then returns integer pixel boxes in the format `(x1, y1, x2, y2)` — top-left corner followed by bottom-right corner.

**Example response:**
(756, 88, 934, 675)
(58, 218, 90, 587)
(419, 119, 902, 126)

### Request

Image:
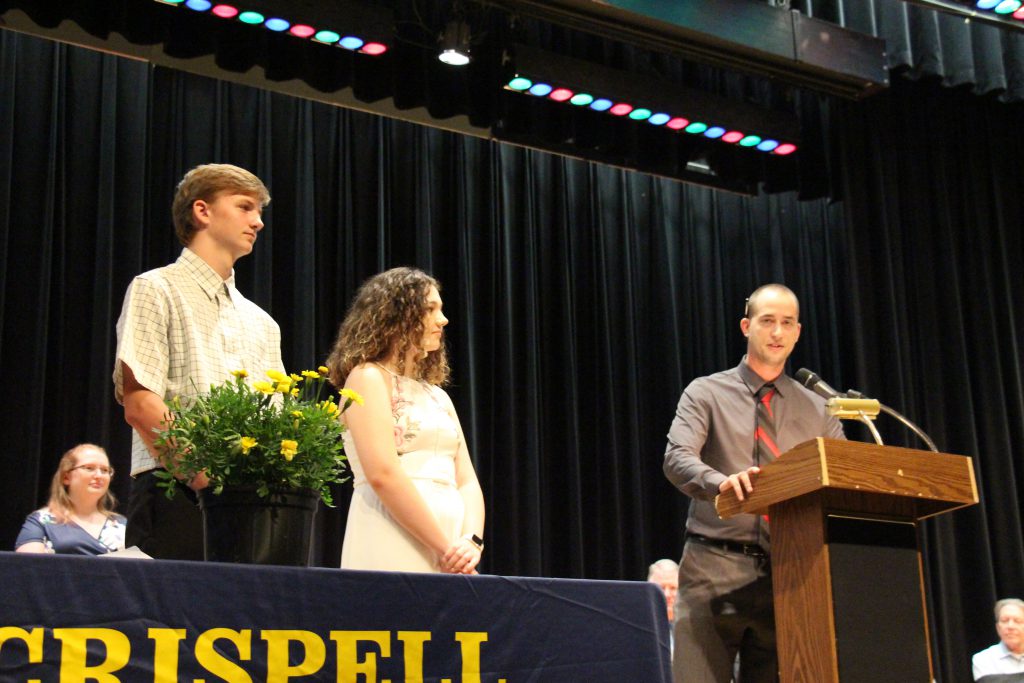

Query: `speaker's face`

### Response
(741, 288, 801, 374)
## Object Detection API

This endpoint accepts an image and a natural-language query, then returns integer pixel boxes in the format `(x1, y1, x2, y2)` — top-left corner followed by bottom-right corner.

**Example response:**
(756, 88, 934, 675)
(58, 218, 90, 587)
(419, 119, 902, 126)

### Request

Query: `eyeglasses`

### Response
(70, 464, 115, 477)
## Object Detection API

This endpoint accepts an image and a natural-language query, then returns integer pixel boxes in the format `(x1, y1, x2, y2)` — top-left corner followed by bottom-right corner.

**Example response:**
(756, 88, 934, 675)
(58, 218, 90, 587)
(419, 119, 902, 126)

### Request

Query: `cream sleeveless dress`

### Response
(340, 369, 467, 572)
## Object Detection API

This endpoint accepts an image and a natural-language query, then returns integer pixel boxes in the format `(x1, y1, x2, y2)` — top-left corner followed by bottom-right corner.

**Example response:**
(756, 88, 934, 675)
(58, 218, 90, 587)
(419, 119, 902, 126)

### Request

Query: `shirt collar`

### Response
(177, 247, 236, 300)
(998, 642, 1024, 660)
(737, 356, 788, 398)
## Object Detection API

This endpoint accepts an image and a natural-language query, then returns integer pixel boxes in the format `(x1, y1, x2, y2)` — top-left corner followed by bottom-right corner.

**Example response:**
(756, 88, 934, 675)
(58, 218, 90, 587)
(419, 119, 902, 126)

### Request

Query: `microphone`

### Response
(794, 368, 844, 399)
(794, 369, 939, 452)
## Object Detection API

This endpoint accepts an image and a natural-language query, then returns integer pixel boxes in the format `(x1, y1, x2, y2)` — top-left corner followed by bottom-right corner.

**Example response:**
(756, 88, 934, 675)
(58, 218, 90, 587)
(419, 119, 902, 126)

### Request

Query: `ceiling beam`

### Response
(485, 0, 890, 99)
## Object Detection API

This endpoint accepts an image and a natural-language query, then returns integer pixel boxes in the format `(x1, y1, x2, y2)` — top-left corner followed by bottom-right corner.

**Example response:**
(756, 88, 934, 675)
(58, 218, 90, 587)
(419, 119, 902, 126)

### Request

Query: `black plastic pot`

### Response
(199, 486, 318, 566)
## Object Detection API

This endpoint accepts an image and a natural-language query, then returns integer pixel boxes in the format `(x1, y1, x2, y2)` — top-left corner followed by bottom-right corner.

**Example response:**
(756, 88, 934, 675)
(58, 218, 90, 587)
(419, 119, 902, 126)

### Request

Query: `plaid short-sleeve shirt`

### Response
(113, 248, 284, 475)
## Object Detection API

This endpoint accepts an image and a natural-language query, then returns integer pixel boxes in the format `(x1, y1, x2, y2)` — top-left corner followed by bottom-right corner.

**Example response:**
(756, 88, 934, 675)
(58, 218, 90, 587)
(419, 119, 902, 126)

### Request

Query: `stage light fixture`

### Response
(211, 4, 237, 18)
(151, 0, 391, 55)
(899, 0, 1024, 29)
(487, 0, 888, 99)
(438, 19, 472, 66)
(504, 44, 800, 155)
(969, 0, 1024, 22)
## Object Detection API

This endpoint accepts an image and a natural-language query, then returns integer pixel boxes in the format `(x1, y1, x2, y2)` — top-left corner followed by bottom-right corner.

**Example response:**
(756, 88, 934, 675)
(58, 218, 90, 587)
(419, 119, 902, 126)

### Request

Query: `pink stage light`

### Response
(289, 24, 316, 38)
(211, 4, 238, 19)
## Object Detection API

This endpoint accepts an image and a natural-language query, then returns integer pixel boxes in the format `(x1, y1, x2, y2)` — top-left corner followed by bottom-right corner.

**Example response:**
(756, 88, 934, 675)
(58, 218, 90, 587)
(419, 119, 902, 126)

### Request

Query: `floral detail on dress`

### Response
(97, 517, 126, 552)
(37, 510, 58, 524)
(390, 375, 421, 454)
(29, 509, 125, 552)
(35, 510, 57, 552)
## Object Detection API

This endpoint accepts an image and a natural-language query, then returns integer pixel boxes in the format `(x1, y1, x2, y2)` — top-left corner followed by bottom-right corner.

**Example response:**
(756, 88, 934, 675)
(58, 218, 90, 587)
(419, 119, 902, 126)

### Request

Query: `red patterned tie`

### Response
(757, 383, 779, 527)
(755, 383, 780, 461)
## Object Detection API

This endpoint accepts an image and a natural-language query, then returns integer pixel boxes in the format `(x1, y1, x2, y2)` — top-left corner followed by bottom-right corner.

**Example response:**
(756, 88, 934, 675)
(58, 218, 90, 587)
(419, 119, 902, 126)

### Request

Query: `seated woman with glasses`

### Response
(15, 443, 126, 555)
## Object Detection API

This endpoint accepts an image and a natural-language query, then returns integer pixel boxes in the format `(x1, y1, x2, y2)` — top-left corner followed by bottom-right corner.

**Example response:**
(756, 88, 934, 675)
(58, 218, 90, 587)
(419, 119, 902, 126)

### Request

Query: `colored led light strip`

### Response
(974, 0, 1024, 19)
(152, 0, 390, 55)
(504, 74, 799, 155)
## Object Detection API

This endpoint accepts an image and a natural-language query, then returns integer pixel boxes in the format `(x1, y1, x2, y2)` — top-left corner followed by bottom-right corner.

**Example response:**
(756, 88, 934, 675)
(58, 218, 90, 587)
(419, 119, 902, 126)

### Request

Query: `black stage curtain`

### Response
(799, 0, 1024, 102)
(1, 29, 1022, 682)
(836, 78, 1024, 682)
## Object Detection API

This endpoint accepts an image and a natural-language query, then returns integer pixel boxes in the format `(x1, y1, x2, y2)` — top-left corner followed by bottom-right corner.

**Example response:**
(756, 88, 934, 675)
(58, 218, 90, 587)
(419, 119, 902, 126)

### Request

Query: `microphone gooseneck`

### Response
(795, 368, 939, 452)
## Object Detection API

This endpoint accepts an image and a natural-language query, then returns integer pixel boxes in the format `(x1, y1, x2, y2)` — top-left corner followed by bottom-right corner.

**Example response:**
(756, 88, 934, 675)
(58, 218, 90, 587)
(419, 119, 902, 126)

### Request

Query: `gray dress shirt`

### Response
(664, 357, 845, 546)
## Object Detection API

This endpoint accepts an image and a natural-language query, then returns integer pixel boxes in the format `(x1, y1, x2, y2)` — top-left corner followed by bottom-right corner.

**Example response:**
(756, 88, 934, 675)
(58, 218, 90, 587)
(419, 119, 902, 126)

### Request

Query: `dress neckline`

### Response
(373, 361, 420, 383)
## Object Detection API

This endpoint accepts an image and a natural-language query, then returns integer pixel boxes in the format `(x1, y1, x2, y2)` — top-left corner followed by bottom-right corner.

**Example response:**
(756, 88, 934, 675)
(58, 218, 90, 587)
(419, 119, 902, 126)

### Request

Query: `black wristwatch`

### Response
(464, 533, 484, 552)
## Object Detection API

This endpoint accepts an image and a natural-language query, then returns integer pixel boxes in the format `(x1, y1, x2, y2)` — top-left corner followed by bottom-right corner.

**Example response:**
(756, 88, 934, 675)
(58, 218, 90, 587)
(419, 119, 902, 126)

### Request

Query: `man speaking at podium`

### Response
(663, 284, 845, 683)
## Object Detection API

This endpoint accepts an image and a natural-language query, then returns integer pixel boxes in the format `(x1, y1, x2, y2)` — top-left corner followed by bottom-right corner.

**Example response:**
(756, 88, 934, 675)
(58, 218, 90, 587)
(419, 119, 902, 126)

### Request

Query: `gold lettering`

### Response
(262, 630, 326, 682)
(454, 632, 488, 683)
(148, 628, 186, 683)
(0, 627, 44, 683)
(194, 628, 252, 683)
(396, 631, 430, 683)
(52, 627, 130, 683)
(330, 630, 390, 683)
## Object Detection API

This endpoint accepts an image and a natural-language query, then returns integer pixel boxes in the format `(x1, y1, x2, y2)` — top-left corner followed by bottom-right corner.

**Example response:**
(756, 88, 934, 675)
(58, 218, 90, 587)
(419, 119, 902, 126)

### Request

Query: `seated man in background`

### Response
(648, 558, 680, 624)
(973, 598, 1024, 682)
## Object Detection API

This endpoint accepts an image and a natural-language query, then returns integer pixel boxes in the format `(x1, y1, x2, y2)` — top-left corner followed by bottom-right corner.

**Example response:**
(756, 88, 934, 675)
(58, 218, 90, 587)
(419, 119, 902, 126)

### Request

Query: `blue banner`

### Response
(0, 553, 671, 681)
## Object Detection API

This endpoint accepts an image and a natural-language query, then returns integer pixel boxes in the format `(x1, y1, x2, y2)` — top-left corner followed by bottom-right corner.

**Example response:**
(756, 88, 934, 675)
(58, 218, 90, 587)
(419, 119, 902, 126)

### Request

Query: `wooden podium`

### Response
(716, 438, 977, 683)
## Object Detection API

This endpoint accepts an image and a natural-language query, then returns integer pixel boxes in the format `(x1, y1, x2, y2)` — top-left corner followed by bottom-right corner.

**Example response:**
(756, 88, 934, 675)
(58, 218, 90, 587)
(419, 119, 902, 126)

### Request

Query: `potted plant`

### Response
(154, 367, 361, 566)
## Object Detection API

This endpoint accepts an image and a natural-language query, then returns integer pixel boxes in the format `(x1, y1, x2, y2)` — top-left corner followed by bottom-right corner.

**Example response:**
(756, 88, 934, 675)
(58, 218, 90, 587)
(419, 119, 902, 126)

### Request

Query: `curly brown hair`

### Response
(47, 444, 118, 523)
(326, 267, 451, 387)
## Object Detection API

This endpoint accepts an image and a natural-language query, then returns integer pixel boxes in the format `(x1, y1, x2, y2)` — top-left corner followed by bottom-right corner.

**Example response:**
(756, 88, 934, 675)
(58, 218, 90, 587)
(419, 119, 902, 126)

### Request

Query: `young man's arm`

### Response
(121, 362, 208, 490)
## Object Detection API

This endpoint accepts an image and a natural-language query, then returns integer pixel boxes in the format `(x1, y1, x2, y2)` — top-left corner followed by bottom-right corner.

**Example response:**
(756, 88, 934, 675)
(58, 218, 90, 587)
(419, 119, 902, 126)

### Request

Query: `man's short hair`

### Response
(995, 598, 1024, 621)
(744, 283, 799, 319)
(171, 163, 270, 246)
(647, 558, 679, 580)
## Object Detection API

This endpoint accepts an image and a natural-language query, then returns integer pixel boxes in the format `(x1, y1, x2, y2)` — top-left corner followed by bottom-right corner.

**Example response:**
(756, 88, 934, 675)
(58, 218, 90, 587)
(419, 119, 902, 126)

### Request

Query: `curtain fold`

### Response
(837, 76, 1024, 682)
(801, 0, 1024, 101)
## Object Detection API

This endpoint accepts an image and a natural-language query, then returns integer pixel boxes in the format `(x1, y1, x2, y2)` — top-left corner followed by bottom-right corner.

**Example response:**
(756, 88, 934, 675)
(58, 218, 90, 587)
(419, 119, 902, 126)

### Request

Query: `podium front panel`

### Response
(827, 515, 931, 682)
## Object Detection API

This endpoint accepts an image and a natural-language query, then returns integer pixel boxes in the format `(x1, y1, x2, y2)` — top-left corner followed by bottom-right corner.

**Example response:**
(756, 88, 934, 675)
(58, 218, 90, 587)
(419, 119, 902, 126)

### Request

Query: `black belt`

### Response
(686, 533, 768, 559)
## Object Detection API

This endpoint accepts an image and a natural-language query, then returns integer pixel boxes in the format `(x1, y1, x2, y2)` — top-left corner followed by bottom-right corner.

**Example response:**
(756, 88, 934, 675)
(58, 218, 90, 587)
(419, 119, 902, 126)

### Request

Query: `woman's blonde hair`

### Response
(47, 443, 118, 523)
(326, 267, 450, 387)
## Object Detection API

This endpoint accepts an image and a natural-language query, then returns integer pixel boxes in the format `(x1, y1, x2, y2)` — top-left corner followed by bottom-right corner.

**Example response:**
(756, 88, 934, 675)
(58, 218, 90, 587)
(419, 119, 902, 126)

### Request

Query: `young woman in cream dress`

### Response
(326, 267, 484, 574)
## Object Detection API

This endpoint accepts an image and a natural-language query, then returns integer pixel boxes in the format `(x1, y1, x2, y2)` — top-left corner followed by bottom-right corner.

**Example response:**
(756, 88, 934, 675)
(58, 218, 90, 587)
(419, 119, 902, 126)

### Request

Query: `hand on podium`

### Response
(718, 466, 762, 502)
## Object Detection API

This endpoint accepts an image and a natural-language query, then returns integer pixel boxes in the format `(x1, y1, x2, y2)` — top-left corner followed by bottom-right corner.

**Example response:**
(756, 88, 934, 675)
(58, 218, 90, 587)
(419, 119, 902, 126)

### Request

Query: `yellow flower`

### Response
(340, 388, 365, 406)
(239, 436, 258, 455)
(290, 373, 303, 383)
(266, 369, 289, 383)
(252, 381, 275, 395)
(320, 400, 339, 417)
(291, 410, 303, 419)
(301, 370, 320, 379)
(276, 381, 292, 393)
(280, 439, 298, 461)
(231, 369, 249, 378)
(318, 366, 329, 375)
(290, 388, 300, 398)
